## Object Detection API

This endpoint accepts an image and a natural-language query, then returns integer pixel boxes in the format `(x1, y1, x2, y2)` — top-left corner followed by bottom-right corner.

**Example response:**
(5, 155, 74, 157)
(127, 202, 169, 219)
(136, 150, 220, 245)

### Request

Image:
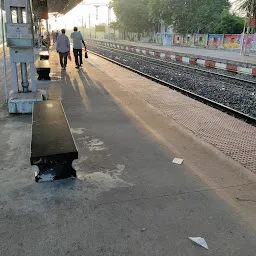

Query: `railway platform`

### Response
(90, 39, 256, 76)
(0, 51, 256, 255)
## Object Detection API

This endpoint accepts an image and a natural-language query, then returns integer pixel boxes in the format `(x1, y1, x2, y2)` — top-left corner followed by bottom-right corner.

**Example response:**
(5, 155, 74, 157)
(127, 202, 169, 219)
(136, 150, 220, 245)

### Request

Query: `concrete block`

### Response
(189, 58, 197, 65)
(160, 53, 166, 59)
(227, 64, 238, 73)
(170, 55, 176, 61)
(154, 52, 161, 57)
(252, 68, 256, 77)
(237, 67, 252, 75)
(182, 57, 190, 64)
(175, 56, 182, 62)
(8, 90, 47, 114)
(197, 59, 206, 66)
(216, 62, 227, 70)
(205, 60, 216, 68)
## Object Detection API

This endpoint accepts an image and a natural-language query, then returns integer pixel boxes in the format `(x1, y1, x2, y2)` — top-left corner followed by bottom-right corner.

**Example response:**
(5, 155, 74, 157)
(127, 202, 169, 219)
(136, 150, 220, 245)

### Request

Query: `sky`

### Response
(50, 0, 240, 31)
(50, 0, 115, 31)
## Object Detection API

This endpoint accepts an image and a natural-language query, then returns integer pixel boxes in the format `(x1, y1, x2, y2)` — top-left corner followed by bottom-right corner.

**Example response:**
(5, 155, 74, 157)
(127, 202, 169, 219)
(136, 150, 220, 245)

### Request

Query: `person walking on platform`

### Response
(71, 27, 87, 69)
(56, 29, 70, 70)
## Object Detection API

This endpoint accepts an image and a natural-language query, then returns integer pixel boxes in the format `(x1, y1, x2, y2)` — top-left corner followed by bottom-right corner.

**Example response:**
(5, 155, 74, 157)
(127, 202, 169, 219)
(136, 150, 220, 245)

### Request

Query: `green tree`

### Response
(110, 0, 152, 33)
(237, 0, 256, 34)
(194, 0, 230, 33)
(214, 9, 244, 34)
(148, 0, 174, 25)
(109, 21, 121, 39)
(109, 21, 121, 31)
(148, 0, 230, 34)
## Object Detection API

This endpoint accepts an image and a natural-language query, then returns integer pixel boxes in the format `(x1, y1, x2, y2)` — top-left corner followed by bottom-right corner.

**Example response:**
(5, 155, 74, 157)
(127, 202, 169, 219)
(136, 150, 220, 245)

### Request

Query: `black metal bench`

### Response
(39, 51, 50, 60)
(36, 60, 51, 80)
(30, 100, 78, 182)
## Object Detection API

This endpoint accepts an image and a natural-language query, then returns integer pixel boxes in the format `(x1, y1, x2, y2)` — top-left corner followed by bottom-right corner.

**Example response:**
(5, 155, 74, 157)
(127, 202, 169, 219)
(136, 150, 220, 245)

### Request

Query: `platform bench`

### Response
(39, 51, 50, 60)
(30, 100, 78, 182)
(36, 60, 51, 80)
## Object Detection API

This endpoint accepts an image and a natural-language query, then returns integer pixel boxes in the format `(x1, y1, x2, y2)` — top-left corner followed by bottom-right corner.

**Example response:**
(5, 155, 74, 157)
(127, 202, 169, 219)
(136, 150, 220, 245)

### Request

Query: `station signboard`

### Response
(95, 25, 106, 32)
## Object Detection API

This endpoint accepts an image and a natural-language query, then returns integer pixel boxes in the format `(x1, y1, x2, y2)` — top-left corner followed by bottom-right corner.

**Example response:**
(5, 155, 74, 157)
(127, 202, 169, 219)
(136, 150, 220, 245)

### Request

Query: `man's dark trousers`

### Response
(73, 48, 82, 66)
(59, 52, 68, 68)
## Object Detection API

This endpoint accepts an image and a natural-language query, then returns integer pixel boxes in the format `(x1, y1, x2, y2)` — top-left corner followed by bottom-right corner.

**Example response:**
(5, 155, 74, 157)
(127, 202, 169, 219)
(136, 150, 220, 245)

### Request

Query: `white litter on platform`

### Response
(189, 237, 209, 250)
(172, 158, 184, 165)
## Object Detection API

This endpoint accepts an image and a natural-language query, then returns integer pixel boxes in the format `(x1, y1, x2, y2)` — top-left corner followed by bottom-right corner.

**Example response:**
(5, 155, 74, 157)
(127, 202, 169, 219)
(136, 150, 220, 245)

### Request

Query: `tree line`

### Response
(110, 0, 245, 35)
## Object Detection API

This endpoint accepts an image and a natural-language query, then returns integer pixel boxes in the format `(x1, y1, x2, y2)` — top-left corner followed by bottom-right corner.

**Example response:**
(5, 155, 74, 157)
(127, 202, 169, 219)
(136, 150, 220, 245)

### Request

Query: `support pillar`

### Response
(17, 6, 30, 93)
(11, 62, 18, 93)
(4, 0, 47, 113)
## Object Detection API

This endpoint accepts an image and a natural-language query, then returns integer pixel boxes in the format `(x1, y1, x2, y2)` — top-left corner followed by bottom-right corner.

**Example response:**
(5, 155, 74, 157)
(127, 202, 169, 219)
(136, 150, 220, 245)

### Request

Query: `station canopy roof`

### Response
(1, 1, 83, 16)
(32, 0, 83, 15)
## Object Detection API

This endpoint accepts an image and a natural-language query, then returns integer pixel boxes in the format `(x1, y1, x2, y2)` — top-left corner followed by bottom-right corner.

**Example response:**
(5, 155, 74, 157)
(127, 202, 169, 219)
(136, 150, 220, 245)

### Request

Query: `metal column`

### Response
(0, 0, 8, 102)
(17, 7, 29, 92)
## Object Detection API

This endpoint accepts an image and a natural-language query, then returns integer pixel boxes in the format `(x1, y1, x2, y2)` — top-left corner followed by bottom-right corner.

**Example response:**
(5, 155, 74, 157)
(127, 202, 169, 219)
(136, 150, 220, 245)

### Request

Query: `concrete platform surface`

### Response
(88, 53, 256, 174)
(0, 52, 256, 255)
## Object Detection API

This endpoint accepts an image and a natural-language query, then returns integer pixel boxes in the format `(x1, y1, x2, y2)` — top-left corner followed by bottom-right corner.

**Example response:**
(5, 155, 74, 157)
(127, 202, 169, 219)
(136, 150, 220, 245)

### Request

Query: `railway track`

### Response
(86, 42, 256, 125)
(86, 40, 256, 86)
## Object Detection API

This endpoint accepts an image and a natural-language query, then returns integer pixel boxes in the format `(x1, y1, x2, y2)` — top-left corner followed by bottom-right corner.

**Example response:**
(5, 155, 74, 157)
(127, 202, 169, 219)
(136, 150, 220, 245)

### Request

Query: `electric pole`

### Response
(89, 14, 91, 38)
(244, 0, 255, 55)
(82, 16, 84, 37)
(94, 5, 99, 21)
(108, 7, 111, 40)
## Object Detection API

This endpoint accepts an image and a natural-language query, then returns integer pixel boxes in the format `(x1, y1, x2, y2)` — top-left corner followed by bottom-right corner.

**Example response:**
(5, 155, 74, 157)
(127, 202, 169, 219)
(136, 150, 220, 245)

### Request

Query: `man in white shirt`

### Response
(70, 27, 87, 69)
(56, 29, 70, 70)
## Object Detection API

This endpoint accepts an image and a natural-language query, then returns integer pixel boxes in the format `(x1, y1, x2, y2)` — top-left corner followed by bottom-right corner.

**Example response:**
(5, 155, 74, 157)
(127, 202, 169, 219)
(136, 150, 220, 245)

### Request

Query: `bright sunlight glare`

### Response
(50, 0, 115, 31)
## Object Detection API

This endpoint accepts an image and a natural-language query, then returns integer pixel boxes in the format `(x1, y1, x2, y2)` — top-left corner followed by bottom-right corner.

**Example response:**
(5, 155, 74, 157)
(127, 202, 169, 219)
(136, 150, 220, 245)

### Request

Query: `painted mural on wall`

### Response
(223, 34, 241, 48)
(154, 33, 163, 44)
(243, 34, 254, 48)
(173, 34, 194, 46)
(194, 34, 208, 47)
(173, 34, 182, 44)
(187, 35, 194, 46)
(152, 32, 256, 50)
(223, 34, 254, 49)
(163, 33, 173, 46)
(208, 34, 223, 48)
(182, 35, 188, 45)
(183, 35, 187, 44)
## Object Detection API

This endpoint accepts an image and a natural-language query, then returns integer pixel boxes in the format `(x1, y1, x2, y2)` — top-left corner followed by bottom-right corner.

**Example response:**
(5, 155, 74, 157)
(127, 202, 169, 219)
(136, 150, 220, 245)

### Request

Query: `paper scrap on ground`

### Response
(189, 237, 209, 250)
(172, 158, 184, 165)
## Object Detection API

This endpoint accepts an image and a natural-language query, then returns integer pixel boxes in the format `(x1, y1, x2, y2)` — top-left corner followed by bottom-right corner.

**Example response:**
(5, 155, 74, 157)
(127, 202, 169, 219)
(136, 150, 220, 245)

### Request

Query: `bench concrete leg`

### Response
(37, 69, 51, 81)
(33, 158, 77, 182)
